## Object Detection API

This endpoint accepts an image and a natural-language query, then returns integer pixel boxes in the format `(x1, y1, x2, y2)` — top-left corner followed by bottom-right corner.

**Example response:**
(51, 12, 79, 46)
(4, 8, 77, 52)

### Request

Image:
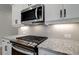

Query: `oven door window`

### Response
(21, 8, 36, 22)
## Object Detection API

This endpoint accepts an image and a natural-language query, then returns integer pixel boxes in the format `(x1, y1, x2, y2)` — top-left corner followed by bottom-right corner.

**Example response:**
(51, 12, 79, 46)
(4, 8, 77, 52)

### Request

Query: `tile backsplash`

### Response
(18, 24, 79, 40)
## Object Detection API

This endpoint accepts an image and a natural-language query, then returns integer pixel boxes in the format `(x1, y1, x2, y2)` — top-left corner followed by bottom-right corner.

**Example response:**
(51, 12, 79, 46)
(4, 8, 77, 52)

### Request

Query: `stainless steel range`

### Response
(11, 35, 48, 55)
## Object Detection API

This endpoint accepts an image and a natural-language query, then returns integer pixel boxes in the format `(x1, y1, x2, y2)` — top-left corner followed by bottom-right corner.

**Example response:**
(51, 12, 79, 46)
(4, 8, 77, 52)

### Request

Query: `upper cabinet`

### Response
(45, 4, 63, 24)
(45, 4, 79, 24)
(63, 4, 79, 19)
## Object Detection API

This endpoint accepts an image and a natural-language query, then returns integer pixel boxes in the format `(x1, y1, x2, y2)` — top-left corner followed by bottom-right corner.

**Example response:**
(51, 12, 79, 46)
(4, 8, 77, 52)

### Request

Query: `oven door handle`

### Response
(12, 46, 33, 55)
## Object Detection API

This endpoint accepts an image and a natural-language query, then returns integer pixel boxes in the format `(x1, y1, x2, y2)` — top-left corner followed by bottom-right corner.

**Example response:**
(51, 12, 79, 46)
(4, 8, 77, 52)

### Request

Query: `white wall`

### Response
(0, 5, 18, 46)
(18, 24, 79, 40)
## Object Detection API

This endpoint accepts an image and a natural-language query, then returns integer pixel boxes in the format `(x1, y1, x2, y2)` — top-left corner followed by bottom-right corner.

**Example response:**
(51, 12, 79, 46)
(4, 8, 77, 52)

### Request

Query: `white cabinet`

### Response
(12, 4, 28, 27)
(63, 4, 79, 19)
(45, 4, 63, 22)
(2, 39, 12, 55)
(45, 4, 79, 24)
(45, 4, 64, 24)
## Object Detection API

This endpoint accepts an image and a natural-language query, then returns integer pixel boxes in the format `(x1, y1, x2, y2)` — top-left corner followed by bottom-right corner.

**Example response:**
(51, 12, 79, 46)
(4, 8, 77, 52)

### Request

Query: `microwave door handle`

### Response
(35, 8, 38, 20)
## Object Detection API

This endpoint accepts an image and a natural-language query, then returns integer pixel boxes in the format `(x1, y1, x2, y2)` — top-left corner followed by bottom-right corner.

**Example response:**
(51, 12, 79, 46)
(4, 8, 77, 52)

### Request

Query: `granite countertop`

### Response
(38, 38, 79, 55)
(3, 35, 79, 55)
(3, 35, 26, 42)
(3, 35, 31, 47)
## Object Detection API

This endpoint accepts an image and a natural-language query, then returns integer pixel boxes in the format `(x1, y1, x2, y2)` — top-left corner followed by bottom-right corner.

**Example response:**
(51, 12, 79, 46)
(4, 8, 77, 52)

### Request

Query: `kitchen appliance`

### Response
(21, 4, 44, 25)
(11, 35, 48, 55)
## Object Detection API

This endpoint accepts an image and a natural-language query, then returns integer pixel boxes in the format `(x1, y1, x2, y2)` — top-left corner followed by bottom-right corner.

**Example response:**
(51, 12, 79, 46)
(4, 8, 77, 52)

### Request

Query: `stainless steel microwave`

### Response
(21, 4, 44, 25)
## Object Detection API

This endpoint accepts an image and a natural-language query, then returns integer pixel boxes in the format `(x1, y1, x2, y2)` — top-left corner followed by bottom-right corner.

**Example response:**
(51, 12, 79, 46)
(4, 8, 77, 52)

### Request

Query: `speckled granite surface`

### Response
(38, 38, 79, 55)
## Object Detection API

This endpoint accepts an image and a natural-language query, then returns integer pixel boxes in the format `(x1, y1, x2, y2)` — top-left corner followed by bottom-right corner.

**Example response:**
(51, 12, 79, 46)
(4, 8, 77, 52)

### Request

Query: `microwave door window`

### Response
(21, 8, 36, 22)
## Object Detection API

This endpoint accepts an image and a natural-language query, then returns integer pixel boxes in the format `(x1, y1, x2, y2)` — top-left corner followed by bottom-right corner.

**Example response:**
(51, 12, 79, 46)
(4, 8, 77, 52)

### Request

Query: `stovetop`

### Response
(16, 35, 48, 47)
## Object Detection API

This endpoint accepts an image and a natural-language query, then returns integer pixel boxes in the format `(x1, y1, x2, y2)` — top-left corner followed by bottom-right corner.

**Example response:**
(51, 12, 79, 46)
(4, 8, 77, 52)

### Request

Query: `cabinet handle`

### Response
(60, 10, 62, 18)
(64, 9, 66, 17)
(15, 19, 18, 24)
(5, 46, 7, 51)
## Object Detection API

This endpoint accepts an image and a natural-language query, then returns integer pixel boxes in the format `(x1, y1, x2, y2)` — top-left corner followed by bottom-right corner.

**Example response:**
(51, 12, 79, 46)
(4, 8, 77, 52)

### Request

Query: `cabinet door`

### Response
(12, 5, 21, 27)
(2, 39, 12, 55)
(45, 4, 63, 23)
(12, 4, 28, 27)
(64, 4, 79, 19)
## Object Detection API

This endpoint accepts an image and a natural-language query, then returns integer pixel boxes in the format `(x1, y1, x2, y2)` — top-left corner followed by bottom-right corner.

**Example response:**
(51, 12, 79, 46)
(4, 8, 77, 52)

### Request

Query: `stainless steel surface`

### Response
(12, 45, 34, 55)
(21, 4, 43, 13)
(21, 4, 44, 25)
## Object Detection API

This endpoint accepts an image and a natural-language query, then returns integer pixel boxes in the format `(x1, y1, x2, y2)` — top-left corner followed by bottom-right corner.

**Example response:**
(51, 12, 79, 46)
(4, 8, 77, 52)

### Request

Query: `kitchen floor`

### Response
(0, 47, 2, 55)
